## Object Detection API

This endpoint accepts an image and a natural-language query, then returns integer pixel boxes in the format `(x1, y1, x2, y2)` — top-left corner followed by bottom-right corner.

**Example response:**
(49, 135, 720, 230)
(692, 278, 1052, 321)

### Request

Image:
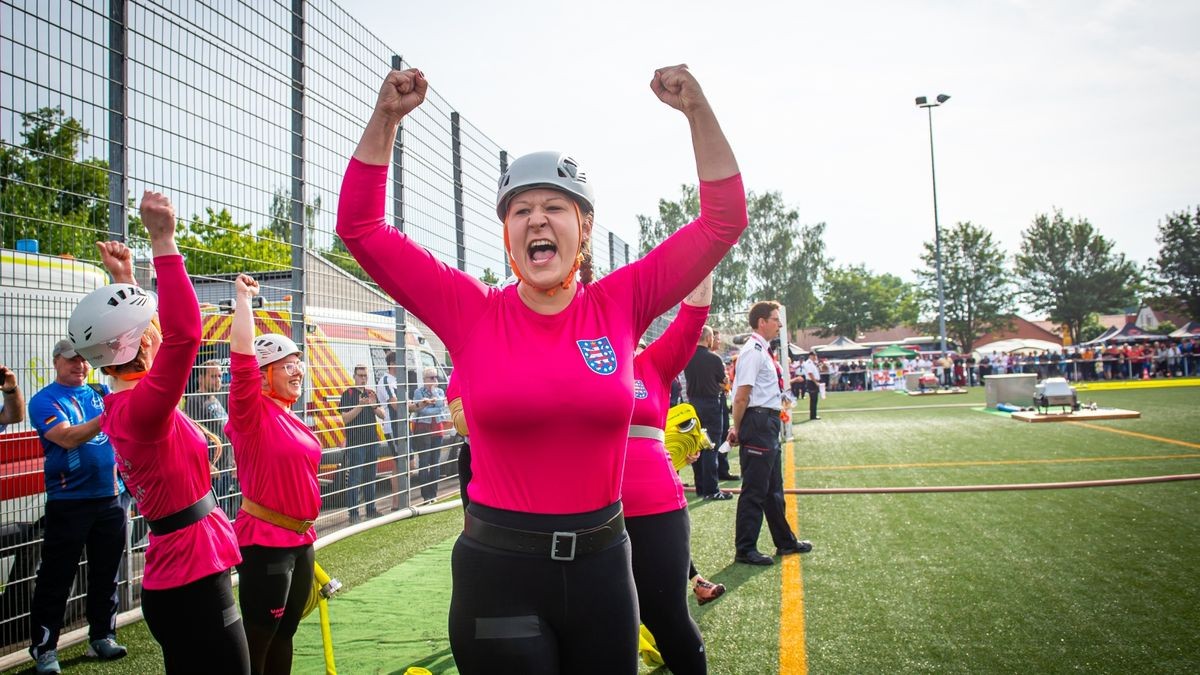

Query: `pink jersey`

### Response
(225, 352, 321, 547)
(101, 255, 241, 590)
(337, 158, 746, 514)
(624, 303, 708, 517)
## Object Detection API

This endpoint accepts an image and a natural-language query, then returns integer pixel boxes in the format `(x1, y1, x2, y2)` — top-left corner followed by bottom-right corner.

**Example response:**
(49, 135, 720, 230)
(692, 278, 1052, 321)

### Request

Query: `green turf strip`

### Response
(292, 537, 458, 674)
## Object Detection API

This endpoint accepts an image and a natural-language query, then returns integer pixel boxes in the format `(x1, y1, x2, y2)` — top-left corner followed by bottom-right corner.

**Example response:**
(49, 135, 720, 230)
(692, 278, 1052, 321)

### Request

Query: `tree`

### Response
(1014, 209, 1140, 343)
(0, 107, 111, 258)
(267, 187, 322, 250)
(637, 184, 747, 315)
(479, 268, 501, 286)
(1154, 206, 1200, 319)
(914, 221, 1013, 352)
(811, 264, 917, 338)
(176, 207, 291, 275)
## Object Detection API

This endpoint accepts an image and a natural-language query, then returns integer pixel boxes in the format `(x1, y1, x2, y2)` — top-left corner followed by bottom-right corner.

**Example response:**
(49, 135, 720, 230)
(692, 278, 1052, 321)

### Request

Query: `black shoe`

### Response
(776, 540, 813, 555)
(810, 416, 821, 420)
(735, 551, 774, 566)
(348, 512, 360, 525)
(719, 474, 740, 481)
(704, 491, 733, 501)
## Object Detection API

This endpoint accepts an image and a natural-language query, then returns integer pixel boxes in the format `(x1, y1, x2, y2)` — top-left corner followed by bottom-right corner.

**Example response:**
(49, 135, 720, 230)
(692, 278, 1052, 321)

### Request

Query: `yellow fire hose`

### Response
(301, 562, 342, 675)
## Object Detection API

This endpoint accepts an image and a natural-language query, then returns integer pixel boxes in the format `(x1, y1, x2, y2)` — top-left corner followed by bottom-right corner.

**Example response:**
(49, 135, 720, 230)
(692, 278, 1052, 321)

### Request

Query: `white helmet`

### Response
(68, 283, 158, 368)
(496, 151, 595, 222)
(253, 333, 301, 368)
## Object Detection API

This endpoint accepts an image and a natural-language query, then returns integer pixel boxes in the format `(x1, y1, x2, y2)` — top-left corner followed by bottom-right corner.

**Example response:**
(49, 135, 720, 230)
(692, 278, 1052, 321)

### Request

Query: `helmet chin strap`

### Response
(503, 203, 585, 297)
(264, 363, 299, 406)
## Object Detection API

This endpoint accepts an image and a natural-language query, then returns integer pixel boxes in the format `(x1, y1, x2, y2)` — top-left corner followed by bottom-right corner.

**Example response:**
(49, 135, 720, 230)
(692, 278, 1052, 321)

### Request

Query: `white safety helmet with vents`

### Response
(253, 334, 301, 368)
(495, 151, 595, 222)
(68, 283, 158, 368)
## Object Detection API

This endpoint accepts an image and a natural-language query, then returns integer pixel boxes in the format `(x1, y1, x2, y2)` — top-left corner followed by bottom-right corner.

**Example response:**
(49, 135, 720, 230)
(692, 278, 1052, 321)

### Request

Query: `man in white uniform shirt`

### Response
(800, 352, 821, 420)
(729, 301, 813, 566)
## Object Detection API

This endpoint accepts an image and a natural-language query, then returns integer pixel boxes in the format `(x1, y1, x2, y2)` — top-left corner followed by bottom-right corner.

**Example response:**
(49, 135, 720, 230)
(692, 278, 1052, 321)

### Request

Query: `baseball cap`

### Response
(53, 338, 79, 359)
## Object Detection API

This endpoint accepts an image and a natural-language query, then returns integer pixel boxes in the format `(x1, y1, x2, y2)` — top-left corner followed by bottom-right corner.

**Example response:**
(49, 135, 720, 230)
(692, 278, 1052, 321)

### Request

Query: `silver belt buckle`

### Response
(550, 531, 577, 561)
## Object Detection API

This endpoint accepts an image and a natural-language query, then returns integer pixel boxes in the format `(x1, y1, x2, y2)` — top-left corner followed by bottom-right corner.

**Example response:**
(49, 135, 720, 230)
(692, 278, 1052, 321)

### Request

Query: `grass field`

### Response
(6, 385, 1199, 674)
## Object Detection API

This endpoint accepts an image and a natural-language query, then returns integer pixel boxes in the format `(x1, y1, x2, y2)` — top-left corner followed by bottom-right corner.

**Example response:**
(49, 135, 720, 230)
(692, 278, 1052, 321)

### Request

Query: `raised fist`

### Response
(235, 273, 260, 299)
(139, 191, 177, 241)
(374, 68, 428, 125)
(96, 240, 134, 284)
(650, 64, 708, 114)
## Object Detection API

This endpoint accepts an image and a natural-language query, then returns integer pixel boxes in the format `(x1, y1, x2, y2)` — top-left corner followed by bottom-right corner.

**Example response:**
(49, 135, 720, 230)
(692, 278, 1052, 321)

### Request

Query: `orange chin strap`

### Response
(117, 370, 148, 382)
(264, 363, 299, 406)
(503, 202, 585, 297)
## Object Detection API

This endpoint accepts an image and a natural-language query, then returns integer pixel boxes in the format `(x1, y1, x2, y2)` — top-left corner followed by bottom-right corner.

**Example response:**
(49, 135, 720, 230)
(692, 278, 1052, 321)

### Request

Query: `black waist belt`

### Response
(463, 510, 625, 562)
(146, 492, 217, 537)
(747, 406, 781, 416)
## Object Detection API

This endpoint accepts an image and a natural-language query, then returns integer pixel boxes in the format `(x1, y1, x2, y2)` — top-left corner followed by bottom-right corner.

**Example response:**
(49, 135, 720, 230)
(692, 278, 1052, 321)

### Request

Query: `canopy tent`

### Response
(813, 336, 870, 360)
(1081, 325, 1120, 345)
(1170, 321, 1200, 338)
(871, 344, 919, 360)
(973, 338, 1063, 356)
(1085, 322, 1168, 344)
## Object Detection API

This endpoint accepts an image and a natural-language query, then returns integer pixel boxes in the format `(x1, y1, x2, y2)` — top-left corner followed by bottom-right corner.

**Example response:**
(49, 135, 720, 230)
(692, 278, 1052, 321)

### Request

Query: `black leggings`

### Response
(237, 544, 314, 675)
(449, 502, 639, 674)
(141, 570, 250, 674)
(626, 508, 707, 675)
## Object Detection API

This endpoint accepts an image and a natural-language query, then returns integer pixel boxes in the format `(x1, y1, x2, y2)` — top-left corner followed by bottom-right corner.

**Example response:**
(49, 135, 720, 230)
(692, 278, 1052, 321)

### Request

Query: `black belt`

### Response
(146, 492, 217, 537)
(463, 510, 625, 561)
(747, 406, 781, 415)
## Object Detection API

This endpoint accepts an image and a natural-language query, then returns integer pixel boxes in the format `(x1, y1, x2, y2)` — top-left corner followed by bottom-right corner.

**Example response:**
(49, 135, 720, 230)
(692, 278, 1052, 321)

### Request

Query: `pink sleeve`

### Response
(644, 303, 710, 384)
(446, 372, 459, 400)
(227, 352, 261, 434)
(122, 255, 201, 437)
(336, 158, 491, 353)
(602, 174, 746, 334)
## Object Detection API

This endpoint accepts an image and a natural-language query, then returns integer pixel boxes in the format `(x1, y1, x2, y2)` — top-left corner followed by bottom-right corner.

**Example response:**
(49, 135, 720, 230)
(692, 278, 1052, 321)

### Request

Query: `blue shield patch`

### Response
(633, 379, 648, 399)
(577, 337, 618, 375)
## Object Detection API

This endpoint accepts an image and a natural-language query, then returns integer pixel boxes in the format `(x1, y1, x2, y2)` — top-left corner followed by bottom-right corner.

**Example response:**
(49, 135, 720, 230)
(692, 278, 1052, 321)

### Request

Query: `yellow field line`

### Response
(780, 440, 807, 674)
(1066, 422, 1200, 450)
(798, 453, 1200, 472)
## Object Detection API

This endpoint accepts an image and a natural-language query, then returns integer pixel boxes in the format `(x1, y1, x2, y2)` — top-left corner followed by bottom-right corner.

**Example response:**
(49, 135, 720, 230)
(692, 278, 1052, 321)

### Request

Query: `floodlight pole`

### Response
(916, 94, 950, 354)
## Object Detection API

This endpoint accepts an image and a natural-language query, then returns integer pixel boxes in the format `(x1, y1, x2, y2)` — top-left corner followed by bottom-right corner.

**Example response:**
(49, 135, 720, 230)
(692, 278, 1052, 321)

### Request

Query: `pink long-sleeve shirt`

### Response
(623, 303, 709, 517)
(101, 255, 241, 590)
(337, 158, 746, 514)
(225, 352, 321, 547)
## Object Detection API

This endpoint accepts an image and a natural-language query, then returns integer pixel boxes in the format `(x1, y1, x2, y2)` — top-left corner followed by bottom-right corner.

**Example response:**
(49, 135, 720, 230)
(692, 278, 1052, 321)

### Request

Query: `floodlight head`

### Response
(914, 96, 928, 106)
(936, 94, 951, 103)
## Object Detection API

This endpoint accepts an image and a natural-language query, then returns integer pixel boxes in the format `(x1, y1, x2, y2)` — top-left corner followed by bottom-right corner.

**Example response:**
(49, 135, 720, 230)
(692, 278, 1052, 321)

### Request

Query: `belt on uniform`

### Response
(463, 510, 625, 562)
(747, 406, 781, 416)
(627, 425, 665, 442)
(241, 497, 315, 535)
(146, 491, 217, 537)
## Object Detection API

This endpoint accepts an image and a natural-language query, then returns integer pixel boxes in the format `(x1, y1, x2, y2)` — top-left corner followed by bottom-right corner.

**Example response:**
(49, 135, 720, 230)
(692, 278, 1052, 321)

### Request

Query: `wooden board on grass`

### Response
(1011, 408, 1141, 423)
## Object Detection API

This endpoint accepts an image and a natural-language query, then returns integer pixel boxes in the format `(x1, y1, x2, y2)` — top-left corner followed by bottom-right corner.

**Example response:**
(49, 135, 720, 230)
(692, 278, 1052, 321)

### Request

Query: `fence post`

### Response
(499, 150, 510, 277)
(107, 0, 128, 242)
(608, 231, 615, 276)
(451, 112, 466, 271)
(390, 54, 412, 508)
(289, 0, 308, 411)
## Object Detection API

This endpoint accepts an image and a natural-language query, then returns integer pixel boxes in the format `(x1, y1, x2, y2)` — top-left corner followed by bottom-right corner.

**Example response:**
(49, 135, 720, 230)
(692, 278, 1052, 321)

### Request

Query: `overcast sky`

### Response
(342, 0, 1199, 285)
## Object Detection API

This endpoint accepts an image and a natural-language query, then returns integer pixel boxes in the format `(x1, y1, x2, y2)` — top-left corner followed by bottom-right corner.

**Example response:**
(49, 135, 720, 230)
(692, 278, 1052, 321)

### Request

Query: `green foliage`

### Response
(1154, 206, 1200, 320)
(914, 221, 1013, 352)
(479, 267, 500, 285)
(1014, 209, 1139, 344)
(812, 264, 917, 338)
(175, 207, 291, 275)
(325, 235, 372, 282)
(1076, 314, 1108, 343)
(267, 186, 322, 250)
(0, 107, 113, 258)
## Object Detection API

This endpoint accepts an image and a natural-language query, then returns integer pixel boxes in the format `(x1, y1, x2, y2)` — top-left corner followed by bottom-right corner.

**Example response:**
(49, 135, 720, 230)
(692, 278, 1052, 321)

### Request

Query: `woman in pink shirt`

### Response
(625, 275, 721, 674)
(339, 65, 746, 674)
(226, 274, 322, 675)
(75, 193, 248, 673)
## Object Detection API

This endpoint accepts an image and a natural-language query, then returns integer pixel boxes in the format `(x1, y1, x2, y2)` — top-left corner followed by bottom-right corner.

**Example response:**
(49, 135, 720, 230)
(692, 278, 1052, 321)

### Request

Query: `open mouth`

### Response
(527, 239, 558, 266)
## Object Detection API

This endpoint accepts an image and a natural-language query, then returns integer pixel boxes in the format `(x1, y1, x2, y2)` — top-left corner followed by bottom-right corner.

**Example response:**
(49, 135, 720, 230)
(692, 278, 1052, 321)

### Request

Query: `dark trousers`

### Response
(735, 410, 798, 556)
(237, 544, 314, 675)
(806, 381, 820, 419)
(142, 570, 250, 674)
(626, 508, 707, 675)
(449, 502, 638, 674)
(412, 424, 441, 502)
(689, 396, 722, 496)
(344, 442, 379, 515)
(29, 494, 128, 653)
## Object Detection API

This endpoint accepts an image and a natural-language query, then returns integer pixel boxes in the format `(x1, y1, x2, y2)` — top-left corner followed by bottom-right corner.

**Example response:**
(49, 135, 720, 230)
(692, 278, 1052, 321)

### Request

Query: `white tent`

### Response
(972, 338, 1063, 356)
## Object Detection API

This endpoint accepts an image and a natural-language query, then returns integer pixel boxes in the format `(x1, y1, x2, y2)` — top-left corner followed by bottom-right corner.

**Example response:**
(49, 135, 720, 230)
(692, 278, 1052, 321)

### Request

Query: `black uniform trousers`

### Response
(688, 396, 722, 497)
(734, 408, 799, 556)
(806, 380, 820, 419)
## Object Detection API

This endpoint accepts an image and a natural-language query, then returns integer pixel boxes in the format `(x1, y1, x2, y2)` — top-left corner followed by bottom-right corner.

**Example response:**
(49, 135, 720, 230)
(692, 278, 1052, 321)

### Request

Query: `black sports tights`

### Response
(237, 544, 314, 675)
(626, 507, 707, 674)
(141, 570, 250, 674)
(448, 502, 639, 674)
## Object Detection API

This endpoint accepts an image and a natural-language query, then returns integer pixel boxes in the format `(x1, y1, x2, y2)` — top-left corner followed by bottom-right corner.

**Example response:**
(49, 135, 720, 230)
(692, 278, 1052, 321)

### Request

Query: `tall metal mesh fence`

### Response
(0, 0, 635, 655)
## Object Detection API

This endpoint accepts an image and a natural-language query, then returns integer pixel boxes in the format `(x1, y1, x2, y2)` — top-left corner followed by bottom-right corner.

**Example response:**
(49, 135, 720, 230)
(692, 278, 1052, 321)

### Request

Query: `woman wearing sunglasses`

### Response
(226, 273, 321, 675)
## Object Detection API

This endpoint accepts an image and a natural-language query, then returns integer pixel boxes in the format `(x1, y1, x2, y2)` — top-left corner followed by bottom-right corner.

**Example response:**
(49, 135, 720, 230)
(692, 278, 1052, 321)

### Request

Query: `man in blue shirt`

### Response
(27, 339, 129, 673)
